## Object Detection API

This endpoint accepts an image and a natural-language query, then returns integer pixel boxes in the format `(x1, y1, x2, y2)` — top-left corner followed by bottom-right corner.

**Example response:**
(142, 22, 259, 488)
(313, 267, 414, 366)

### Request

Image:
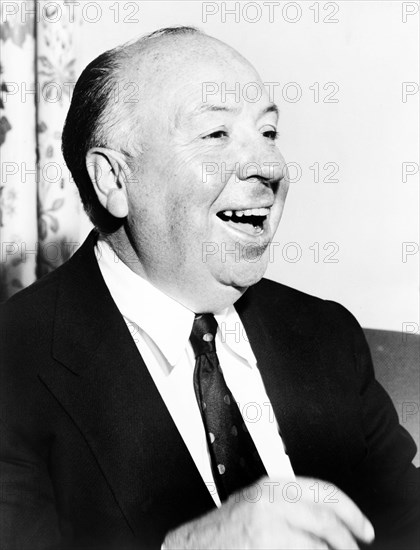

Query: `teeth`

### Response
(221, 207, 271, 218)
(254, 207, 270, 216)
(237, 207, 270, 217)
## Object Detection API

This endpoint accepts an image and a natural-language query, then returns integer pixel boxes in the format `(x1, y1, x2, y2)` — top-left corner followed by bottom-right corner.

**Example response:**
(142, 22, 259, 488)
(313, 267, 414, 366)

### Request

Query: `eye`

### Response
(202, 130, 228, 139)
(262, 129, 279, 140)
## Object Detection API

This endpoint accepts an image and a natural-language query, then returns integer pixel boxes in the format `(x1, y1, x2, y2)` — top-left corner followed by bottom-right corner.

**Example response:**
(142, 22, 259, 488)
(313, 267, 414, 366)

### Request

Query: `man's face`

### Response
(124, 38, 289, 312)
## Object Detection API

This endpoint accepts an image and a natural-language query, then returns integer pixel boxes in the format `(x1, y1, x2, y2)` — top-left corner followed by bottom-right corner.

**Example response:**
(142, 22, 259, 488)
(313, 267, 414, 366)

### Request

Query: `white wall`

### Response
(74, 0, 419, 331)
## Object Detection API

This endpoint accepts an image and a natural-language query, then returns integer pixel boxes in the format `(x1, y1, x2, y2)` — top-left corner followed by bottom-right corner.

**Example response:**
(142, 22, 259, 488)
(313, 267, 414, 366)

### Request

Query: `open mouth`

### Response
(216, 207, 270, 236)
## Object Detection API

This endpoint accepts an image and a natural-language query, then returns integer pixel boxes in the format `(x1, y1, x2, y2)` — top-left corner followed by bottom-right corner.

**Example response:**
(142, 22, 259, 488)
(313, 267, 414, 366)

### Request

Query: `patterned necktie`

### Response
(190, 313, 267, 502)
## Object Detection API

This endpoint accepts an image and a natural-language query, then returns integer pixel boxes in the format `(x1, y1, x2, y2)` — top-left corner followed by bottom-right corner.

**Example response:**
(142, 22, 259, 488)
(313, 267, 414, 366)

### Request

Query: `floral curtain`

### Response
(0, 0, 85, 301)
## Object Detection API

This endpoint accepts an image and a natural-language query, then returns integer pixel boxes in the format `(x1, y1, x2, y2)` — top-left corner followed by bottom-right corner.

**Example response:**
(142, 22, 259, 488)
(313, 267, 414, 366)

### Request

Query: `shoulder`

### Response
(244, 277, 361, 333)
(0, 255, 75, 344)
(241, 277, 369, 368)
(0, 270, 67, 400)
(1, 230, 97, 329)
(1, 269, 61, 354)
(244, 278, 373, 384)
(2, 263, 62, 313)
(0, 233, 99, 413)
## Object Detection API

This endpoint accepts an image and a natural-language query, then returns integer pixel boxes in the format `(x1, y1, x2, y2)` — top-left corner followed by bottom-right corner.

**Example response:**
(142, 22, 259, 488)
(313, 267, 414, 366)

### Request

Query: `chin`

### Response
(225, 258, 268, 289)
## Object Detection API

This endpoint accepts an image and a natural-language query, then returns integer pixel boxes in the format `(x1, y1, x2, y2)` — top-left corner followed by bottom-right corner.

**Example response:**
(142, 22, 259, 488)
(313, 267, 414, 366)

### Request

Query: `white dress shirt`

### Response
(95, 238, 294, 506)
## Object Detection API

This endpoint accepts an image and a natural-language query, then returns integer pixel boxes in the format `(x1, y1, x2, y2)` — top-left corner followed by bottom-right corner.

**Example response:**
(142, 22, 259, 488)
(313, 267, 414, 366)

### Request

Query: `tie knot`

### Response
(190, 313, 218, 357)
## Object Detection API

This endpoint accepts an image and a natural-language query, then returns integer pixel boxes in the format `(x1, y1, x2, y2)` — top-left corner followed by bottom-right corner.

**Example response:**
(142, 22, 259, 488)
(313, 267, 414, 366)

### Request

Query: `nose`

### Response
(234, 138, 286, 185)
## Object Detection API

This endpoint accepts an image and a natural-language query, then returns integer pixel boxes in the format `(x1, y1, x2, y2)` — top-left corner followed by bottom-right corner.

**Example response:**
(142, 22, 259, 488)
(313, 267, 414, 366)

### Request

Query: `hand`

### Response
(162, 476, 375, 549)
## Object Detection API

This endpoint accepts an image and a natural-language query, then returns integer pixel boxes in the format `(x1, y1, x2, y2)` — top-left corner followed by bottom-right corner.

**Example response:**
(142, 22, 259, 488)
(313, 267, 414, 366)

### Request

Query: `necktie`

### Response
(190, 313, 267, 502)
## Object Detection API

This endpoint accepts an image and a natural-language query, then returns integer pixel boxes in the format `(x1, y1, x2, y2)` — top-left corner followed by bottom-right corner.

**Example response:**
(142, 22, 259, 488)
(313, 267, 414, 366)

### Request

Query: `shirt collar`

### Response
(95, 238, 257, 371)
(215, 306, 257, 370)
(95, 238, 195, 367)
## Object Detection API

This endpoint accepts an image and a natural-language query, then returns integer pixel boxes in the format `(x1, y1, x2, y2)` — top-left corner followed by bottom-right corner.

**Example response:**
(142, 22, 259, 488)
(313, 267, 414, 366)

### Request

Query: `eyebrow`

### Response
(187, 102, 279, 119)
(261, 103, 279, 117)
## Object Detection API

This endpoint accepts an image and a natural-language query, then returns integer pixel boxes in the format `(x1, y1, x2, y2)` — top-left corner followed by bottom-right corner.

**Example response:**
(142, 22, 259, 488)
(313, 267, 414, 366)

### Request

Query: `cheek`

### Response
(171, 140, 230, 193)
(163, 196, 204, 247)
(162, 166, 222, 235)
(136, 142, 227, 241)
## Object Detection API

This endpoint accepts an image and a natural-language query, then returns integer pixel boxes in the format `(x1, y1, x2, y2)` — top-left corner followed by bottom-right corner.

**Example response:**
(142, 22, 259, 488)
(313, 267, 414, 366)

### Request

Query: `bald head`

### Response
(62, 26, 262, 233)
(116, 29, 261, 147)
(122, 28, 255, 81)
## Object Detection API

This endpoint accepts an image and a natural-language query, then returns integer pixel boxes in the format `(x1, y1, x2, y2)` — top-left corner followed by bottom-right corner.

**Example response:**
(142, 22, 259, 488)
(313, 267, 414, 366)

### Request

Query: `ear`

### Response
(85, 147, 131, 218)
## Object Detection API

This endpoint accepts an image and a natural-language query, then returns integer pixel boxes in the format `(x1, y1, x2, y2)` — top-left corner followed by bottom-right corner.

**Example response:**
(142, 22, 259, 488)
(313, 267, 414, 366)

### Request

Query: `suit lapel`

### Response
(39, 231, 214, 540)
(236, 283, 352, 482)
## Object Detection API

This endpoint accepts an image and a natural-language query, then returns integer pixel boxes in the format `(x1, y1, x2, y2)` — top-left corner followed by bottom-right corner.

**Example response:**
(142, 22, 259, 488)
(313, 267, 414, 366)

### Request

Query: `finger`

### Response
(301, 534, 329, 550)
(309, 518, 360, 550)
(318, 487, 374, 544)
(294, 479, 374, 544)
(286, 527, 329, 550)
(284, 503, 360, 550)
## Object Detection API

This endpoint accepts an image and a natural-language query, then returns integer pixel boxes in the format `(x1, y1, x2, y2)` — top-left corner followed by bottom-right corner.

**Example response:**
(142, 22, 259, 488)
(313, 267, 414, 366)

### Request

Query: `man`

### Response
(0, 26, 418, 550)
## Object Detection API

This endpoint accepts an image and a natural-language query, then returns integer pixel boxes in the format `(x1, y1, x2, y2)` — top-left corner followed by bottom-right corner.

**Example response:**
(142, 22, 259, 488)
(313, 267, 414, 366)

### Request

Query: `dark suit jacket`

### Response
(1, 230, 418, 550)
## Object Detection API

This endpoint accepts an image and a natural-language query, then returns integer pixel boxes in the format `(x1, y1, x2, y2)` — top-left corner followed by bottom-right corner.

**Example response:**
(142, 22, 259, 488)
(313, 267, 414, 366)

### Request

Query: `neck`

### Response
(103, 228, 247, 314)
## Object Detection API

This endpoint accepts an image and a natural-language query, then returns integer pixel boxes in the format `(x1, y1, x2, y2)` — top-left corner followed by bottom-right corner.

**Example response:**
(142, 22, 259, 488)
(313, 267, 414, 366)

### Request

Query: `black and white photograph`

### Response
(0, 1, 419, 549)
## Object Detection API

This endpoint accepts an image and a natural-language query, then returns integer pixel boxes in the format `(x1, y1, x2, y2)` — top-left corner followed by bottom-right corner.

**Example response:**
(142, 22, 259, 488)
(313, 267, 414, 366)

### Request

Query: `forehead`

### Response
(167, 58, 272, 126)
(124, 35, 273, 129)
